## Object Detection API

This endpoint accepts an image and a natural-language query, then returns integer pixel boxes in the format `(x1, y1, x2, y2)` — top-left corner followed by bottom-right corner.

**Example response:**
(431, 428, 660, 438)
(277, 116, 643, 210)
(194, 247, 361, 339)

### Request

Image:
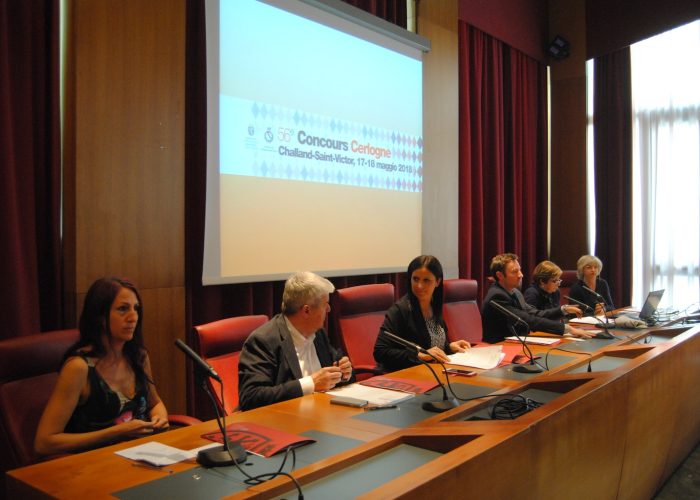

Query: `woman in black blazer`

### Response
(373, 255, 470, 372)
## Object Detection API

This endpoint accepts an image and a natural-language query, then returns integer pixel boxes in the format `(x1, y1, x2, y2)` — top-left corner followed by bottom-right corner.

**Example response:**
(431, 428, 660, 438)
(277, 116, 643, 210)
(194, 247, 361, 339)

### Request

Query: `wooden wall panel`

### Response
(548, 0, 589, 269)
(139, 287, 186, 415)
(419, 0, 460, 279)
(64, 0, 186, 413)
(72, 0, 184, 291)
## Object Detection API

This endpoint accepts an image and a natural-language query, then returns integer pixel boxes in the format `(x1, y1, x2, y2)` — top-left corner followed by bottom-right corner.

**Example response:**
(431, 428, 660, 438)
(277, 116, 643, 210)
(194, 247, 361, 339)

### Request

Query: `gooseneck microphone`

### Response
(564, 295, 594, 313)
(175, 339, 222, 382)
(488, 301, 544, 373)
(488, 300, 529, 328)
(380, 329, 431, 355)
(174, 339, 246, 467)
(380, 328, 458, 413)
(579, 286, 616, 339)
(581, 284, 605, 302)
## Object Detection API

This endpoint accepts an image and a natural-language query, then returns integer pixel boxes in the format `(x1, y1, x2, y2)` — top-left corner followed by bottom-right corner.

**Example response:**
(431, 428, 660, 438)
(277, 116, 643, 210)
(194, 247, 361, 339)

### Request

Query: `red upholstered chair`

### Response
(442, 279, 483, 344)
(193, 315, 268, 415)
(332, 283, 395, 380)
(559, 269, 578, 305)
(0, 329, 79, 477)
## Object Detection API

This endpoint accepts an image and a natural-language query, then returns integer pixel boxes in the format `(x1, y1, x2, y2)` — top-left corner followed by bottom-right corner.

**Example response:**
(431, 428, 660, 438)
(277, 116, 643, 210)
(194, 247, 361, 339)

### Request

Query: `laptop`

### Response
(622, 289, 665, 324)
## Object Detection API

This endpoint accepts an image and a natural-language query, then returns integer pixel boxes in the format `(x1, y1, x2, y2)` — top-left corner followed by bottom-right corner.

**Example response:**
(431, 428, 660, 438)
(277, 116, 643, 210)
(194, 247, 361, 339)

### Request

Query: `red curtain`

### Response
(458, 23, 548, 300)
(184, 0, 407, 416)
(342, 0, 406, 28)
(0, 0, 62, 338)
(593, 48, 632, 307)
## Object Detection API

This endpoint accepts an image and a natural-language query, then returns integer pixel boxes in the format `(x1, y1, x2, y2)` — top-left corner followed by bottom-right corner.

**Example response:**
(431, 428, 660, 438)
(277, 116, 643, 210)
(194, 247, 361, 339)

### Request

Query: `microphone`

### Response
(174, 340, 246, 466)
(488, 300, 529, 328)
(381, 329, 431, 355)
(581, 284, 605, 302)
(380, 328, 458, 413)
(488, 301, 543, 373)
(175, 339, 221, 382)
(579, 286, 616, 340)
(564, 295, 594, 313)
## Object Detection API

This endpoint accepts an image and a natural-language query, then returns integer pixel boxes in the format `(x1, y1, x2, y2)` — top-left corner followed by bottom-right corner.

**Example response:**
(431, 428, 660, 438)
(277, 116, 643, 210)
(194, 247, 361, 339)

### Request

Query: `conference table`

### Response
(7, 320, 700, 499)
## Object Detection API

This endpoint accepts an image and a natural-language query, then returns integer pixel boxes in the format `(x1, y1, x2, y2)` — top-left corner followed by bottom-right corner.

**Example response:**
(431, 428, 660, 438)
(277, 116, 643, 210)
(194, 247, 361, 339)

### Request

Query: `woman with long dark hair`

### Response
(373, 255, 470, 372)
(35, 277, 169, 455)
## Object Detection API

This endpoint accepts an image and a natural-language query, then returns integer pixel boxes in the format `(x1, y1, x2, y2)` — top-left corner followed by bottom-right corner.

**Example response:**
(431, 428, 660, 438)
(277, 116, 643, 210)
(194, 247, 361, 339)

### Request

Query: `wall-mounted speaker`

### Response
(548, 35, 570, 60)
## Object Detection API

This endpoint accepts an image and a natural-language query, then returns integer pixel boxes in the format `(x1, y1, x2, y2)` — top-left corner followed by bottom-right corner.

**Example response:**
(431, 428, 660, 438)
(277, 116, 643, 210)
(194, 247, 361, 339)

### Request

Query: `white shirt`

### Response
(284, 316, 321, 395)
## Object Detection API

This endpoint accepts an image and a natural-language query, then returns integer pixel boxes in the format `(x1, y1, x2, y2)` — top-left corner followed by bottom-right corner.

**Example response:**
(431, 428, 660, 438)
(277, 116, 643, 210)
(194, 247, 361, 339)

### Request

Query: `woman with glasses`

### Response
(524, 261, 582, 317)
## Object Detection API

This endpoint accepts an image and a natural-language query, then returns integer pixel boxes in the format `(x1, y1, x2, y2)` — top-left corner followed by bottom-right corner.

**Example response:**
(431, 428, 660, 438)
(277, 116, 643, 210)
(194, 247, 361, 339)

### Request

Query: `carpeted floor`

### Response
(654, 442, 700, 499)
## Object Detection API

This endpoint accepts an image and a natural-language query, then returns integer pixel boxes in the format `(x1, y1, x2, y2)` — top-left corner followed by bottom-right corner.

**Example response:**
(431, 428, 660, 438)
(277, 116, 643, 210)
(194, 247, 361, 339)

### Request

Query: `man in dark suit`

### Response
(238, 272, 353, 411)
(481, 253, 593, 343)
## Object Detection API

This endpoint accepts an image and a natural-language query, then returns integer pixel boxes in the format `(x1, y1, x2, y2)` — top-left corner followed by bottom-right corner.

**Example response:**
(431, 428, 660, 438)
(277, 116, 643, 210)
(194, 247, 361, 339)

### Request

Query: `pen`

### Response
(443, 368, 476, 377)
(364, 405, 397, 411)
(334, 351, 351, 382)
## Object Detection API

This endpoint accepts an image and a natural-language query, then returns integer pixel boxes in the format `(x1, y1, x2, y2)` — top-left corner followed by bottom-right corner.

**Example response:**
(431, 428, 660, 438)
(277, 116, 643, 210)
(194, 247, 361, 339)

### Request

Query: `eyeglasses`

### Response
(549, 279, 563, 285)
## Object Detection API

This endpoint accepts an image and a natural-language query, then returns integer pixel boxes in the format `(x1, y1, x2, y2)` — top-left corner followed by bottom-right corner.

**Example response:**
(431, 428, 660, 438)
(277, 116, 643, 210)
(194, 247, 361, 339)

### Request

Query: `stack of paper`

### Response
(326, 384, 414, 405)
(447, 345, 505, 369)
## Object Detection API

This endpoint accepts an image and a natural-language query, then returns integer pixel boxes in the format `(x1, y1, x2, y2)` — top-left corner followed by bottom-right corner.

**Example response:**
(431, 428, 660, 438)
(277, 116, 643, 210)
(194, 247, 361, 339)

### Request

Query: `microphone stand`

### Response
(595, 301, 617, 339)
(488, 301, 544, 373)
(380, 329, 458, 413)
(581, 285, 617, 339)
(195, 371, 247, 467)
(417, 359, 459, 413)
(508, 323, 545, 374)
(174, 339, 246, 466)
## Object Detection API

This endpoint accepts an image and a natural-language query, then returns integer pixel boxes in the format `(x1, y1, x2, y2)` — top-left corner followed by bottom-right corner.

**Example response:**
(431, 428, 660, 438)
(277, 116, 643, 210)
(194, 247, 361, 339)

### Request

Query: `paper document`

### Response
(569, 315, 607, 326)
(116, 442, 194, 466)
(447, 345, 505, 369)
(327, 384, 414, 405)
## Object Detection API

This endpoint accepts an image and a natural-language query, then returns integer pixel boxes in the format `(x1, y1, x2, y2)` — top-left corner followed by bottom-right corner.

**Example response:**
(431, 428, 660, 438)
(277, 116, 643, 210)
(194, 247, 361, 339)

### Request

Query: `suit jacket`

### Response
(481, 282, 566, 344)
(238, 314, 344, 411)
(373, 295, 451, 372)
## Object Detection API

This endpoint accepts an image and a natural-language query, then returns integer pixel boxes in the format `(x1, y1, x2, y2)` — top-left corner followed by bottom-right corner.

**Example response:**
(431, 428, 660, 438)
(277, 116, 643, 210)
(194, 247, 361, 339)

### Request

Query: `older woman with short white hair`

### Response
(569, 255, 614, 315)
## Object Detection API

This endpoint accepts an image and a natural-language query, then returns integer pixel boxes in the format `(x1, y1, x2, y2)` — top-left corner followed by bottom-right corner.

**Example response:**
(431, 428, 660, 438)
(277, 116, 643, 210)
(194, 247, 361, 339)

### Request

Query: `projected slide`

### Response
(204, 0, 425, 284)
(221, 97, 423, 192)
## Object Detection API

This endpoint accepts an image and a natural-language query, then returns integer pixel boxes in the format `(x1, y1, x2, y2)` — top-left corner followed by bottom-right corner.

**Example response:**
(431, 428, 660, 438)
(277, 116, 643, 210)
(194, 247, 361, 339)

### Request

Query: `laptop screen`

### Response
(639, 289, 665, 319)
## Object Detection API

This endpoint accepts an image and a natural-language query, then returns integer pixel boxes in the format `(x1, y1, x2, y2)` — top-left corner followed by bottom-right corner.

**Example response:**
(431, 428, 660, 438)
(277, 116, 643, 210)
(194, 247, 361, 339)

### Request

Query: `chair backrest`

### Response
(442, 279, 483, 344)
(0, 329, 79, 474)
(193, 315, 268, 415)
(559, 270, 578, 305)
(332, 283, 395, 377)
